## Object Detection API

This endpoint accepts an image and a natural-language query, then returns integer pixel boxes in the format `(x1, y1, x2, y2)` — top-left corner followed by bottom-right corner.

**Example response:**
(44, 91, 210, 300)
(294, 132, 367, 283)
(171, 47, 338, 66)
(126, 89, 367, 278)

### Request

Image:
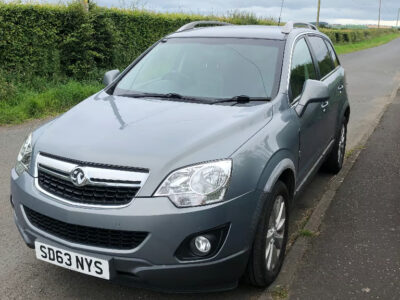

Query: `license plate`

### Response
(35, 241, 110, 280)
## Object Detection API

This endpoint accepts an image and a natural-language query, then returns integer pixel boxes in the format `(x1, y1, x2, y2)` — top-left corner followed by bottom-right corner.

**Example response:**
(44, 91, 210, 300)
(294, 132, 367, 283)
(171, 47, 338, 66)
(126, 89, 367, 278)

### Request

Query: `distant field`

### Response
(335, 32, 400, 54)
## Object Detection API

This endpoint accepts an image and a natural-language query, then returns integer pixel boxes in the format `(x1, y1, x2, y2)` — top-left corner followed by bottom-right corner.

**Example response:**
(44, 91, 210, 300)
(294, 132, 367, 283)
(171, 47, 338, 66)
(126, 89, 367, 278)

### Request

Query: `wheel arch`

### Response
(344, 105, 350, 123)
(276, 168, 296, 202)
(261, 156, 296, 204)
(247, 153, 297, 254)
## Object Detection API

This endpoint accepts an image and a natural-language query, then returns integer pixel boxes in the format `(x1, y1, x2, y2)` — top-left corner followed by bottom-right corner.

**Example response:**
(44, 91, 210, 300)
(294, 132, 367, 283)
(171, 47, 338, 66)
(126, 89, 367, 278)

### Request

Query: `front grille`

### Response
(25, 206, 148, 250)
(40, 152, 149, 173)
(38, 170, 139, 206)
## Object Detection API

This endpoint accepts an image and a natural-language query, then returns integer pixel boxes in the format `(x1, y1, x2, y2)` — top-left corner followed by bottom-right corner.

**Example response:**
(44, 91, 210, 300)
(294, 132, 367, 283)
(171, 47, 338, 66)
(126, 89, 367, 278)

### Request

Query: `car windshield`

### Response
(113, 38, 284, 101)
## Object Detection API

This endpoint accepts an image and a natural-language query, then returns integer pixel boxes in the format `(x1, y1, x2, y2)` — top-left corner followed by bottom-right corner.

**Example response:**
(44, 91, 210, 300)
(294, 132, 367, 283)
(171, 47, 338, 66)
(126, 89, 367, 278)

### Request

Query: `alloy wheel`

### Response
(265, 195, 286, 271)
(338, 124, 346, 165)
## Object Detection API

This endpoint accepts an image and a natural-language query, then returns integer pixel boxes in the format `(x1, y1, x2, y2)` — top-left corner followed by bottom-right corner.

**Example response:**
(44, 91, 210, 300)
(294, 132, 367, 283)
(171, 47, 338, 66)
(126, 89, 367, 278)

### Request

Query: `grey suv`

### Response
(11, 21, 349, 292)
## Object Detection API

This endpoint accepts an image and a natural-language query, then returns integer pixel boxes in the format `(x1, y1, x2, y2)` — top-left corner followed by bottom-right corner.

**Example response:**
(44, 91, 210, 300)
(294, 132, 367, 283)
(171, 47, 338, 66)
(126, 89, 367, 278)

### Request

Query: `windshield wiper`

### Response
(211, 95, 271, 104)
(117, 92, 204, 102)
(118, 92, 271, 104)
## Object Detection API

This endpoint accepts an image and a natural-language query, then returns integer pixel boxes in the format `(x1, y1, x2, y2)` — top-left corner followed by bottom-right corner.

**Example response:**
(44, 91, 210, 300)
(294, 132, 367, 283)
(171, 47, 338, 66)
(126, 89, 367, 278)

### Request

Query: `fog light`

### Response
(192, 236, 211, 256)
(175, 223, 229, 261)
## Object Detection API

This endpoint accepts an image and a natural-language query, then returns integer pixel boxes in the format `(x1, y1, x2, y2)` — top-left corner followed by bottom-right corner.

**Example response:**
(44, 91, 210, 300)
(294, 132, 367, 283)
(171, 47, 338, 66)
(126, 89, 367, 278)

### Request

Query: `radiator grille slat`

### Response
(38, 170, 139, 206)
(25, 207, 148, 250)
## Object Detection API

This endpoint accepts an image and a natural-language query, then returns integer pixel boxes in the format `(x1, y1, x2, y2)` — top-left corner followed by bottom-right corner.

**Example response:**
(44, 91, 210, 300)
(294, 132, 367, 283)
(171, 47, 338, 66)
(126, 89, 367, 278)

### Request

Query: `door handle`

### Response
(338, 84, 344, 91)
(321, 101, 329, 109)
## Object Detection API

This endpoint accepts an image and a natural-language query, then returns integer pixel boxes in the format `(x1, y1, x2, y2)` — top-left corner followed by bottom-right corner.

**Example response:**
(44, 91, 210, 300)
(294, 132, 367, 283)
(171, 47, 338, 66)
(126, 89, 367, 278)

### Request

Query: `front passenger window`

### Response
(290, 38, 317, 102)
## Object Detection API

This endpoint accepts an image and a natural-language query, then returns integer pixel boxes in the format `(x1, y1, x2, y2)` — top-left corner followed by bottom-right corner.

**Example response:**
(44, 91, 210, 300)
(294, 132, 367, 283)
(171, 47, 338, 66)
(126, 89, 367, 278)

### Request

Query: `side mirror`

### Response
(103, 69, 120, 86)
(295, 79, 329, 117)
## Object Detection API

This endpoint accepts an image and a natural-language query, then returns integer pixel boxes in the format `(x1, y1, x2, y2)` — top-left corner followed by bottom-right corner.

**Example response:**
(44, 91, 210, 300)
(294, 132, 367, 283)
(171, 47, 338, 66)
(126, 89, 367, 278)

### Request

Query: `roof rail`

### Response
(281, 21, 318, 34)
(176, 21, 232, 32)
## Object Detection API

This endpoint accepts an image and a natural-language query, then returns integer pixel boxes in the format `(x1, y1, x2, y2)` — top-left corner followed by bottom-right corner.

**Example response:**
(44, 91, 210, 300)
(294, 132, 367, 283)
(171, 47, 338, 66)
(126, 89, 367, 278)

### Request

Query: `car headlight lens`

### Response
(155, 160, 232, 207)
(15, 133, 33, 175)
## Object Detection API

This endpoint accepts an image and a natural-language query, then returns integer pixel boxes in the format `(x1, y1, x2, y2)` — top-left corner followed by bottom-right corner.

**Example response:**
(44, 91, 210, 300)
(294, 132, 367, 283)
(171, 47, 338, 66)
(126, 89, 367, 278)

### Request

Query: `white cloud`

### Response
(9, 0, 400, 25)
(328, 18, 398, 26)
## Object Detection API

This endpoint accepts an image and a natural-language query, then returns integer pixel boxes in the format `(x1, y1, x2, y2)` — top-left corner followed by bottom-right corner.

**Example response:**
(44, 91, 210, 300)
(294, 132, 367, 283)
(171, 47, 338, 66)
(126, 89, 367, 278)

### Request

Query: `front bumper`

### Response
(11, 169, 263, 292)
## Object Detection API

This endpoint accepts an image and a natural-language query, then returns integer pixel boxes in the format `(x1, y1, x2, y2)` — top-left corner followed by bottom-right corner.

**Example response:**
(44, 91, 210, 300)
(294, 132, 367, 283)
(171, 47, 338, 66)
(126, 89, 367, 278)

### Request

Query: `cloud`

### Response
(132, 0, 400, 23)
(15, 0, 400, 25)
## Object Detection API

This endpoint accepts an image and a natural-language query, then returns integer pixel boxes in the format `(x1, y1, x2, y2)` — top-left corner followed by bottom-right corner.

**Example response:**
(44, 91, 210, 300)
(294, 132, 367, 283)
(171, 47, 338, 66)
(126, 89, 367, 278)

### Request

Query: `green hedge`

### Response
(0, 3, 396, 81)
(0, 4, 63, 79)
(320, 28, 396, 44)
(0, 3, 276, 81)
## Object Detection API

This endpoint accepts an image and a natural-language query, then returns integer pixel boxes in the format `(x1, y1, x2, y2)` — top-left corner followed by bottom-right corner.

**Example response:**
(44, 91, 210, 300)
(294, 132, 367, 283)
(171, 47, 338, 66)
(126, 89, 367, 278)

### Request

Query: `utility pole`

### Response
(316, 0, 321, 27)
(396, 8, 400, 27)
(378, 0, 382, 28)
(278, 0, 285, 26)
(83, 0, 89, 12)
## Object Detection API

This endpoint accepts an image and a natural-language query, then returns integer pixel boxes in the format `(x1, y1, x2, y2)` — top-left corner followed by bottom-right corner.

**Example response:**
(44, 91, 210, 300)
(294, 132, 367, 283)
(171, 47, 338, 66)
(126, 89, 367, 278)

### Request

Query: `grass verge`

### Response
(335, 32, 400, 55)
(298, 229, 317, 237)
(270, 285, 289, 299)
(0, 79, 102, 125)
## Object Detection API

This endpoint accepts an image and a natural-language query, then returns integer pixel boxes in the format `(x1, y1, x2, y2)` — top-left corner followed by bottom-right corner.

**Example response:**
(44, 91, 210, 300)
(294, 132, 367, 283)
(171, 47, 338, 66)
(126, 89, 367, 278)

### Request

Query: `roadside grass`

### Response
(335, 32, 400, 55)
(0, 79, 103, 125)
(345, 146, 366, 159)
(270, 285, 289, 299)
(287, 208, 313, 248)
(298, 229, 317, 237)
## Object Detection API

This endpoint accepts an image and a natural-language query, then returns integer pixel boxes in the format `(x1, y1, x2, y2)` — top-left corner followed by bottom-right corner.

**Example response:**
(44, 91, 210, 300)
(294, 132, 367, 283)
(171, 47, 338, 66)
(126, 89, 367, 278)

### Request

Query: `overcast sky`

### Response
(29, 0, 400, 25)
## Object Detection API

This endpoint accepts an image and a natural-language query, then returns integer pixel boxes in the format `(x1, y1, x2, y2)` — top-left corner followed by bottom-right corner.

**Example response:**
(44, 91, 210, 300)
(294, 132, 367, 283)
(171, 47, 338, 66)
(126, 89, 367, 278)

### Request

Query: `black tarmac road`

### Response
(290, 90, 400, 300)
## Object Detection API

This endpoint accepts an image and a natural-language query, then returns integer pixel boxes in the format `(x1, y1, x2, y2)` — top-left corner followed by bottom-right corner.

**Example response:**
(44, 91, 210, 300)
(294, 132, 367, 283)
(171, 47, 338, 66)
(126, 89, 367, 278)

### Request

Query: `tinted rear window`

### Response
(324, 40, 340, 68)
(308, 36, 335, 78)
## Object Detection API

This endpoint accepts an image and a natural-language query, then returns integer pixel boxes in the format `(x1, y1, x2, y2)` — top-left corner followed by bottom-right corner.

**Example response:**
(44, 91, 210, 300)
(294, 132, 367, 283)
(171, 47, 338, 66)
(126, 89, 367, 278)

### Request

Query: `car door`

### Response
(307, 35, 341, 144)
(325, 39, 347, 121)
(289, 37, 326, 181)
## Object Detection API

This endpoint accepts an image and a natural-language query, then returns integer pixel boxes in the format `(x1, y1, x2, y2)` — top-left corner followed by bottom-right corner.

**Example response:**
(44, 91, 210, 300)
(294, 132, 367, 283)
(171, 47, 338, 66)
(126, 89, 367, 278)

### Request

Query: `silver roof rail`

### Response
(281, 21, 318, 34)
(176, 21, 232, 32)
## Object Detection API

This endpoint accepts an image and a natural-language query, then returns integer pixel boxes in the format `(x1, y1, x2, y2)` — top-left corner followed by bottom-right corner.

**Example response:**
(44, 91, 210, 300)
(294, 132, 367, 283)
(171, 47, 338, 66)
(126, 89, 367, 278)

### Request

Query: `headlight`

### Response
(15, 133, 33, 175)
(154, 160, 232, 207)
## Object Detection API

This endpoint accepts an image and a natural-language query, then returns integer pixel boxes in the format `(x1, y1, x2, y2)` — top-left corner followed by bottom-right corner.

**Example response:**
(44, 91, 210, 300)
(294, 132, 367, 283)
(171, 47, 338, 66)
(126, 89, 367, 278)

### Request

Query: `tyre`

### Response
(245, 180, 289, 287)
(323, 119, 347, 174)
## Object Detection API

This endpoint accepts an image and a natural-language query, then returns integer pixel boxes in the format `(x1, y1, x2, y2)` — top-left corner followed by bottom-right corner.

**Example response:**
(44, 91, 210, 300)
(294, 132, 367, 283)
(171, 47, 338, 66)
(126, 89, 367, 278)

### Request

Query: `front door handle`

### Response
(321, 101, 329, 109)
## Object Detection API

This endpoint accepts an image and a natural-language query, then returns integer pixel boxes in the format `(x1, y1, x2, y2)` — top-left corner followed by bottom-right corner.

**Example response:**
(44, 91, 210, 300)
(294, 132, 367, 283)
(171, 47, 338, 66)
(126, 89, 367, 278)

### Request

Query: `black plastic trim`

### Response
(175, 223, 230, 261)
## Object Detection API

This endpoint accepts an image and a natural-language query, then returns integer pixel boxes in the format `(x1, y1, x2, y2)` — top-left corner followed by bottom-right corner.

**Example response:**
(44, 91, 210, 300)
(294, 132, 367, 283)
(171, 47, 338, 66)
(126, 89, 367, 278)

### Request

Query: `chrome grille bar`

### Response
(34, 153, 149, 207)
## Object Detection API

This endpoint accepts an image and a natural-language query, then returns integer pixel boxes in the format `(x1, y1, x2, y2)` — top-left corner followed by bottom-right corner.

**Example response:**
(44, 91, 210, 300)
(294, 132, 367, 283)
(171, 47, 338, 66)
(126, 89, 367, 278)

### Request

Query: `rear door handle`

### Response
(321, 101, 329, 109)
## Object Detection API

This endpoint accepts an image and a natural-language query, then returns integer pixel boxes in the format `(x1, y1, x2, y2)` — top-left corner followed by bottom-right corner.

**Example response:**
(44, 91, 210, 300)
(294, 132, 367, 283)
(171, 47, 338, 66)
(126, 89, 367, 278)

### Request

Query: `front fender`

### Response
(261, 155, 296, 193)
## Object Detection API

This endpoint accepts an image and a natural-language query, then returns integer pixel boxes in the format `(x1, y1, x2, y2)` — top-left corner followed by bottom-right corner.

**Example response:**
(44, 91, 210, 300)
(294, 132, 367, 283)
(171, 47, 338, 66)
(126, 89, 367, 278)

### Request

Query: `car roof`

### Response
(168, 25, 291, 40)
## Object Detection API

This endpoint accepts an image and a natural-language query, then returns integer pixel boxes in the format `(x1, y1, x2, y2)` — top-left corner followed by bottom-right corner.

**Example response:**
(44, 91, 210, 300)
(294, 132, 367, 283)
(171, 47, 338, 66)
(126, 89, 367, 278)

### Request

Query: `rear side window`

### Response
(289, 38, 317, 101)
(308, 36, 335, 78)
(325, 40, 340, 68)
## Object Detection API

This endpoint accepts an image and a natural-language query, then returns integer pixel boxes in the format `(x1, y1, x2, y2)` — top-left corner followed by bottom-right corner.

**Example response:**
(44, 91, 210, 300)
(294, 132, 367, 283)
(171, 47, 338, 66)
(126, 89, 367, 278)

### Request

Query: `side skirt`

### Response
(294, 139, 335, 196)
